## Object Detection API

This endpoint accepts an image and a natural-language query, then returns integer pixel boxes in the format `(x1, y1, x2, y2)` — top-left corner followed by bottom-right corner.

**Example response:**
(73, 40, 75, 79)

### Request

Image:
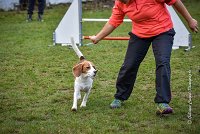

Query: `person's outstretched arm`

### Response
(89, 22, 116, 44)
(173, 0, 198, 33)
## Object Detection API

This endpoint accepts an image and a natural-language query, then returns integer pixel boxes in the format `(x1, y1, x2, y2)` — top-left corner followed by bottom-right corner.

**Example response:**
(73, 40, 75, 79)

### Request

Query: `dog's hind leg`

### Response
(77, 92, 81, 100)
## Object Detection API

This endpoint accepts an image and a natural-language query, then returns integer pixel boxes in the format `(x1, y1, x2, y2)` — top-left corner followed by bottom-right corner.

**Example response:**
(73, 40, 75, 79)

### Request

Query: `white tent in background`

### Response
(47, 0, 86, 5)
(47, 0, 72, 5)
(0, 0, 19, 11)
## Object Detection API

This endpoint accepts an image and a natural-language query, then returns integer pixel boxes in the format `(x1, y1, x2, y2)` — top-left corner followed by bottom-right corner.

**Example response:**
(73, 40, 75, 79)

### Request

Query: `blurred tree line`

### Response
(18, 0, 115, 10)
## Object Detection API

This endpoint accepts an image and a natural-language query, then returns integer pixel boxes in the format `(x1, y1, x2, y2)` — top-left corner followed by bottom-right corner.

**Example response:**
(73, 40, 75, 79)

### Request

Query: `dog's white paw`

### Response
(71, 107, 77, 111)
(80, 103, 86, 108)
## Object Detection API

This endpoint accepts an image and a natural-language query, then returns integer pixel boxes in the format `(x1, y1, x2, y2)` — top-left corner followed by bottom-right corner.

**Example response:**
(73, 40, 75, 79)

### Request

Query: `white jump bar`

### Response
(82, 18, 132, 22)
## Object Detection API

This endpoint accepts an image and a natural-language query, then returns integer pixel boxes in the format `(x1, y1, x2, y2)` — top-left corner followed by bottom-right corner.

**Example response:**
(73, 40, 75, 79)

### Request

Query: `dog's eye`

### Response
(86, 66, 90, 69)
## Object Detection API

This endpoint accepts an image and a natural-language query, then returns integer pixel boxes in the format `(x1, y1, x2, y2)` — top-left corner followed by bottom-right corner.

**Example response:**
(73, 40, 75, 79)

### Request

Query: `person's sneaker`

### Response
(38, 14, 44, 22)
(110, 99, 122, 109)
(26, 14, 32, 22)
(156, 103, 173, 115)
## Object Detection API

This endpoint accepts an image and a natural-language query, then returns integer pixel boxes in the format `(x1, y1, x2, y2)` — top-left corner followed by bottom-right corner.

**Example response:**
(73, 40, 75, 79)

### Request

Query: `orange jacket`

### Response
(109, 0, 177, 38)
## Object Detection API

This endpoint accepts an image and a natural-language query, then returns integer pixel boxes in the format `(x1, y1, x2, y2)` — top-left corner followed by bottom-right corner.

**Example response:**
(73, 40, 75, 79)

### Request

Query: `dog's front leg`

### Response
(71, 89, 79, 111)
(80, 89, 91, 108)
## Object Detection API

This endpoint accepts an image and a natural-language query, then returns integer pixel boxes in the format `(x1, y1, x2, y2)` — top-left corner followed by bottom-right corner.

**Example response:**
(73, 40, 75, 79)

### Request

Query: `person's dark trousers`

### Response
(114, 29, 175, 104)
(27, 0, 45, 15)
(38, 0, 45, 15)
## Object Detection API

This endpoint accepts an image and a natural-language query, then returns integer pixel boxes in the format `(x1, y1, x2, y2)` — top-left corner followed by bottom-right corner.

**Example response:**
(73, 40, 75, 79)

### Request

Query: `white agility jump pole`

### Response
(53, 0, 192, 50)
(82, 18, 131, 22)
(83, 36, 130, 40)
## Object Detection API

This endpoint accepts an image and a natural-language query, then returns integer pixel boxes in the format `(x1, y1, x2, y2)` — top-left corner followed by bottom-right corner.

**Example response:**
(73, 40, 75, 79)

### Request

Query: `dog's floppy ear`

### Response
(72, 63, 83, 77)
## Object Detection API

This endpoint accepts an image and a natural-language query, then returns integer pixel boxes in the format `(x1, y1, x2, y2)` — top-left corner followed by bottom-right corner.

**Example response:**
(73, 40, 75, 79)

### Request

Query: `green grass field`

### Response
(0, 1, 200, 134)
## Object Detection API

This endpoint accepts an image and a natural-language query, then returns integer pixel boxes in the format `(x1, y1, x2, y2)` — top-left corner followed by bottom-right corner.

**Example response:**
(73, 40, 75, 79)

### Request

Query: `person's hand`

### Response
(188, 18, 198, 33)
(89, 35, 100, 44)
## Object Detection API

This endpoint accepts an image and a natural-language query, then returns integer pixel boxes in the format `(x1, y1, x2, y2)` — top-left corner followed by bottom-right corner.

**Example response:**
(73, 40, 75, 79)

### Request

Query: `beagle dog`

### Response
(70, 38, 97, 111)
(71, 57, 97, 111)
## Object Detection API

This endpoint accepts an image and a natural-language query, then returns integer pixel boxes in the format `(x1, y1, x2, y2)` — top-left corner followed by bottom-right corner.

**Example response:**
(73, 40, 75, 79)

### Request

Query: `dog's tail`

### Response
(70, 37, 85, 60)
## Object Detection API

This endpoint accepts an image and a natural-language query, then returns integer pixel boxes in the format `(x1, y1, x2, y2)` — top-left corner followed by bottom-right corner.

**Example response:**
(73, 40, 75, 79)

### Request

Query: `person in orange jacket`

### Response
(90, 0, 198, 115)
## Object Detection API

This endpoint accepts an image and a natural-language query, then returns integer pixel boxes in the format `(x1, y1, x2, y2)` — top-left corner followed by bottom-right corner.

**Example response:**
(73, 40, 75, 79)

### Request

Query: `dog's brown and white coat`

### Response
(71, 59, 97, 111)
(70, 37, 97, 111)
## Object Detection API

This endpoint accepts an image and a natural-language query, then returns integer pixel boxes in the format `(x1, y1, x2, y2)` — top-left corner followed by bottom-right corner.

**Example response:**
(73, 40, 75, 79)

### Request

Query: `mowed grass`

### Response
(0, 1, 200, 134)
